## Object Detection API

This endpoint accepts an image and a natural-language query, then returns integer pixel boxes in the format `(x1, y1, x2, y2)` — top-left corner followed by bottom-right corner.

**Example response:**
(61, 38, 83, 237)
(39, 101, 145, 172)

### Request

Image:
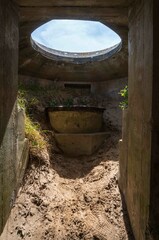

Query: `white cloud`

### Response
(31, 20, 121, 53)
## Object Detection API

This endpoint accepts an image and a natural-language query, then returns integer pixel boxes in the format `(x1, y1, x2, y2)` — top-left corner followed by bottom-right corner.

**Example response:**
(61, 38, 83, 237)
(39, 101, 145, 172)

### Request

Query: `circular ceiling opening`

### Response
(31, 19, 122, 64)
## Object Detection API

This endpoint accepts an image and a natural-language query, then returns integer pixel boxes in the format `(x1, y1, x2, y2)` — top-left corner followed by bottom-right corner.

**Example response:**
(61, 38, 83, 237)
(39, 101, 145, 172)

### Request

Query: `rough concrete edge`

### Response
(16, 138, 29, 191)
(54, 132, 109, 157)
(118, 139, 123, 189)
(0, 139, 29, 238)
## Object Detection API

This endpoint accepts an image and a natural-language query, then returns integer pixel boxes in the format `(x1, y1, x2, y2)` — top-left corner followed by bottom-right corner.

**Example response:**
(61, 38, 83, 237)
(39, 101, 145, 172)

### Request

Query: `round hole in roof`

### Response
(31, 19, 122, 64)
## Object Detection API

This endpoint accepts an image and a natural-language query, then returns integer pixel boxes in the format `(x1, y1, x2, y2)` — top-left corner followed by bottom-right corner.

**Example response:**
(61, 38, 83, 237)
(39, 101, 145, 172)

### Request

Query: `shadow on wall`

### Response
(0, 0, 18, 146)
(0, 96, 17, 146)
(0, 0, 19, 234)
(120, 190, 135, 240)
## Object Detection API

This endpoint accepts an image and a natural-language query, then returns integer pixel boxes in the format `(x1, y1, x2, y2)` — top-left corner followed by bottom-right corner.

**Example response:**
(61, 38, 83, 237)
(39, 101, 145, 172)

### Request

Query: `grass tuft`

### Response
(18, 89, 47, 151)
(25, 116, 47, 150)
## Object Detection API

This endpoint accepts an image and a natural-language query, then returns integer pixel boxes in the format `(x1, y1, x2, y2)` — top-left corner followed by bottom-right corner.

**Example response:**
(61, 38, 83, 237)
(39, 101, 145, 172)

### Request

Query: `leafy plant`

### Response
(17, 89, 27, 110)
(119, 85, 128, 109)
(49, 99, 58, 107)
(63, 97, 74, 107)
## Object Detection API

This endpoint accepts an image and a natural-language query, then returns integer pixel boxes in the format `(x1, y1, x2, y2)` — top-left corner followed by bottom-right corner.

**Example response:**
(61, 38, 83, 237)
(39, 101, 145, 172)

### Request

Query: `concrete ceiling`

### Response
(17, 0, 128, 82)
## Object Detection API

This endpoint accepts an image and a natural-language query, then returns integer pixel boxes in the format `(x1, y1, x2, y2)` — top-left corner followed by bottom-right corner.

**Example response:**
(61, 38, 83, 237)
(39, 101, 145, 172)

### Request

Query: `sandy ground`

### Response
(1, 86, 134, 239)
(1, 130, 134, 240)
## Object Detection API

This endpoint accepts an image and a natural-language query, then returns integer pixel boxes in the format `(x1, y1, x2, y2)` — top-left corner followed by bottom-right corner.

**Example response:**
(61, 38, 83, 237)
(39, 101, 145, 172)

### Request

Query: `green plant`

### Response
(17, 89, 27, 110)
(30, 97, 39, 106)
(25, 116, 47, 150)
(63, 97, 74, 107)
(18, 89, 47, 151)
(119, 85, 128, 109)
(49, 99, 58, 107)
(49, 97, 74, 108)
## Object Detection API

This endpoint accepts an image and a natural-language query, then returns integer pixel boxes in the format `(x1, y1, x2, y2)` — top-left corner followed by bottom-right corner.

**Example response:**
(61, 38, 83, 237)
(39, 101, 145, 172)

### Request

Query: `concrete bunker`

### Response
(1, 1, 159, 240)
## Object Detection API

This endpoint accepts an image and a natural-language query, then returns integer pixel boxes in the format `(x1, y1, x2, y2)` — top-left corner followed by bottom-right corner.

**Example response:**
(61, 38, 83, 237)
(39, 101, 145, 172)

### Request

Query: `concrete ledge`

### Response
(47, 106, 104, 134)
(0, 138, 29, 238)
(31, 37, 122, 64)
(119, 109, 128, 198)
(55, 132, 109, 156)
(16, 138, 29, 188)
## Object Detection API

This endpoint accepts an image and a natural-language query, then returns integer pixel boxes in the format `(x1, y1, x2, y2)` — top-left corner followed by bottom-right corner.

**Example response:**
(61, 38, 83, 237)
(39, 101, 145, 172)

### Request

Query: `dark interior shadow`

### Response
(120, 190, 135, 240)
(0, 90, 17, 147)
(0, 1, 18, 147)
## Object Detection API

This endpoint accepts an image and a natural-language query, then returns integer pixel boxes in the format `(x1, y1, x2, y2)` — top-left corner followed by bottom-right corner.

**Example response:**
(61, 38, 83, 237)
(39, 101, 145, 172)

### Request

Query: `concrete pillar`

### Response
(120, 0, 159, 239)
(149, 1, 159, 239)
(0, 0, 19, 234)
(126, 1, 153, 239)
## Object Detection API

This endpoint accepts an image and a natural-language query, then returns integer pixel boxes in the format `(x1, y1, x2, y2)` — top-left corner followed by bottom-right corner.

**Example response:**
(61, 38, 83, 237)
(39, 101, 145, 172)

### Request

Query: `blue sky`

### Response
(31, 20, 121, 53)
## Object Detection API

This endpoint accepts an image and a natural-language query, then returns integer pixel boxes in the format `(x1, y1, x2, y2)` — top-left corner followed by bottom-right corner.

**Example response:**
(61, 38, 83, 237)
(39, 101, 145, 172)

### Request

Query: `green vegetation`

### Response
(63, 97, 74, 107)
(49, 99, 58, 107)
(17, 83, 100, 152)
(49, 97, 88, 107)
(17, 88, 47, 150)
(119, 85, 128, 110)
(25, 116, 47, 150)
(17, 88, 27, 110)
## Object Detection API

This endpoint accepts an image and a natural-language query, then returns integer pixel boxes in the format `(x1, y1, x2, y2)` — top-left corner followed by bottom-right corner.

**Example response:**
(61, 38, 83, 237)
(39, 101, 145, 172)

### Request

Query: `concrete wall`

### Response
(0, 0, 18, 232)
(0, 1, 29, 234)
(91, 78, 127, 99)
(119, 0, 157, 239)
(19, 74, 127, 98)
(149, 0, 159, 238)
(127, 1, 153, 238)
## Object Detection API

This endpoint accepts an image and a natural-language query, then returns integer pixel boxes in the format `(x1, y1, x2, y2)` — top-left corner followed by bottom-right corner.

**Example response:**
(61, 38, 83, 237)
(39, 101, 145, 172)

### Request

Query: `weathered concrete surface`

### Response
(119, 109, 128, 197)
(149, 1, 159, 239)
(120, 0, 153, 239)
(91, 77, 127, 99)
(17, 0, 128, 82)
(127, 1, 153, 238)
(48, 107, 104, 133)
(0, 0, 19, 233)
(0, 1, 29, 235)
(31, 38, 122, 64)
(19, 75, 128, 97)
(16, 0, 128, 7)
(16, 138, 29, 193)
(55, 132, 109, 156)
(17, 109, 29, 184)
